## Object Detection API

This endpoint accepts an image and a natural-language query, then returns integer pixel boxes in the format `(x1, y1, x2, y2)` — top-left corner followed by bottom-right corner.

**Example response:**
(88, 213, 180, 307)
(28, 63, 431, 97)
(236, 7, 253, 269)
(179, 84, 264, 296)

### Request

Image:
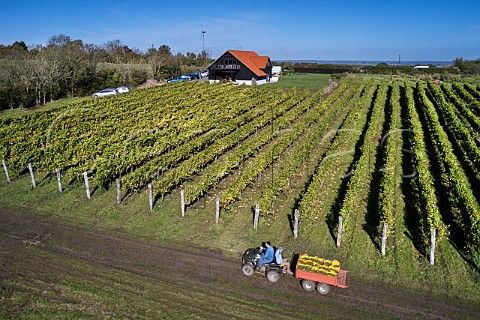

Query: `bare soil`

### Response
(136, 78, 168, 88)
(1, 206, 479, 319)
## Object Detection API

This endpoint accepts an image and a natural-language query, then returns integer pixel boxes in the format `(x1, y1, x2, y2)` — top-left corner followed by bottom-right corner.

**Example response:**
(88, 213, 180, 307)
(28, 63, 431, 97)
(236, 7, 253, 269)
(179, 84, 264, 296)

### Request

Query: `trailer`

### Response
(295, 254, 349, 295)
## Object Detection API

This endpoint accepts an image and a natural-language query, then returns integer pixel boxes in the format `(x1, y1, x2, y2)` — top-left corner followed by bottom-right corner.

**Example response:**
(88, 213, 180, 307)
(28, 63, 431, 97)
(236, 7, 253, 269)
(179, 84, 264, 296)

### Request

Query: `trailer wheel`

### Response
(316, 283, 331, 295)
(242, 263, 254, 276)
(266, 270, 279, 283)
(301, 280, 315, 291)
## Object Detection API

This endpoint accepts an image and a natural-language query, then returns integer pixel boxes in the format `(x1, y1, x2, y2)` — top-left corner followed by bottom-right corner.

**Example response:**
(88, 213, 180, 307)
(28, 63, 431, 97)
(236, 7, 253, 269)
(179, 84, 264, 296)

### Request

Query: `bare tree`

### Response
(147, 45, 172, 80)
(0, 35, 213, 108)
(33, 47, 62, 104)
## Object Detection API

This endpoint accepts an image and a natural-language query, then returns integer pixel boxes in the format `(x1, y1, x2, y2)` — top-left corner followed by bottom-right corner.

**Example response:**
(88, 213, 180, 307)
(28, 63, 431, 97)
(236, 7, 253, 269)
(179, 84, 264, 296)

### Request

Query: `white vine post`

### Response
(293, 209, 299, 238)
(336, 216, 343, 247)
(180, 188, 185, 217)
(2, 159, 10, 182)
(430, 229, 436, 265)
(215, 195, 220, 224)
(28, 163, 36, 188)
(116, 178, 121, 205)
(381, 223, 388, 256)
(83, 172, 91, 199)
(148, 183, 153, 211)
(253, 202, 260, 230)
(56, 168, 62, 192)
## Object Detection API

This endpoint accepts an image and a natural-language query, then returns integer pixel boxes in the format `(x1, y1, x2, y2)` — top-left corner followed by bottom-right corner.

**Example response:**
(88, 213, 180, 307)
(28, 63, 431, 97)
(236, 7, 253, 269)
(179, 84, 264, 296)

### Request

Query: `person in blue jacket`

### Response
(275, 246, 283, 264)
(257, 241, 274, 268)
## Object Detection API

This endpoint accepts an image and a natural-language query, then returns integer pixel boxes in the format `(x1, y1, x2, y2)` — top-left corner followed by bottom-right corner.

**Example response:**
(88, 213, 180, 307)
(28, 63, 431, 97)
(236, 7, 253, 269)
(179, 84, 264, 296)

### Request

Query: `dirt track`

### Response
(1, 206, 479, 319)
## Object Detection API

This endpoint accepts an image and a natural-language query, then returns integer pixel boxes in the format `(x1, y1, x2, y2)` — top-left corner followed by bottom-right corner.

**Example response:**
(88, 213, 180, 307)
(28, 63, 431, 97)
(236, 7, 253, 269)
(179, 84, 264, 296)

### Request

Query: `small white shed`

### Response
(272, 66, 282, 75)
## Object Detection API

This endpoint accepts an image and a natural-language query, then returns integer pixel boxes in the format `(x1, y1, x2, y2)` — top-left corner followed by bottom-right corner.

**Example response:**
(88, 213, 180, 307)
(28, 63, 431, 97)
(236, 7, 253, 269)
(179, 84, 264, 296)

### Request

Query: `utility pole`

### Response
(201, 26, 207, 64)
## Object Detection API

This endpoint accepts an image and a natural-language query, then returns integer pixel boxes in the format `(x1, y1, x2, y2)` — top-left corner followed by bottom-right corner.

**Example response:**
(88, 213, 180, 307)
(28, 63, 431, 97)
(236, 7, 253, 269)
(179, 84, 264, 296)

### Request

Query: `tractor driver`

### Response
(257, 241, 274, 267)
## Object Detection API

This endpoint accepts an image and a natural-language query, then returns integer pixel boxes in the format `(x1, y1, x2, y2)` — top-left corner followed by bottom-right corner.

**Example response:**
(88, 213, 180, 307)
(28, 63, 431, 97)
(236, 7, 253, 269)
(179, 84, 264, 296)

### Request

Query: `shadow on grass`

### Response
(420, 85, 470, 252)
(363, 85, 393, 252)
(326, 85, 379, 244)
(400, 85, 426, 256)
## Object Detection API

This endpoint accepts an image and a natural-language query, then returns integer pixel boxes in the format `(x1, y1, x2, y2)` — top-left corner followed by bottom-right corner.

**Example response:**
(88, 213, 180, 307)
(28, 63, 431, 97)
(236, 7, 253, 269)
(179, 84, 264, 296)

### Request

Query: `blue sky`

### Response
(1, 0, 479, 61)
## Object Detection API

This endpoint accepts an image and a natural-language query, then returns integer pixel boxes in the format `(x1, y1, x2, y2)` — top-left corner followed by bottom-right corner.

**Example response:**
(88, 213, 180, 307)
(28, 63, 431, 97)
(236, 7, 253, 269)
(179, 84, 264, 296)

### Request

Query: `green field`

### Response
(1, 76, 479, 318)
(269, 73, 331, 90)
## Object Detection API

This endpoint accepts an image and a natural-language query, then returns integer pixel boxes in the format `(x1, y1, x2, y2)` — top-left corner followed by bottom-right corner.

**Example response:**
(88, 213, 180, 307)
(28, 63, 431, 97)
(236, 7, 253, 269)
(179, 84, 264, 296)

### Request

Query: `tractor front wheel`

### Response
(242, 263, 254, 276)
(266, 270, 280, 283)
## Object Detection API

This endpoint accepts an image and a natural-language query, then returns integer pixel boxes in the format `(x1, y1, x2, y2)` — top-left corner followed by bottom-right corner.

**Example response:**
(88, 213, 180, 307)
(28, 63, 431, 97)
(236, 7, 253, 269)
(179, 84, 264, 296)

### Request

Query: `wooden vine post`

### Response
(293, 208, 299, 238)
(430, 229, 436, 265)
(180, 187, 185, 217)
(381, 223, 388, 256)
(2, 160, 10, 182)
(56, 168, 62, 192)
(336, 216, 343, 247)
(148, 183, 153, 211)
(116, 178, 121, 205)
(253, 202, 260, 230)
(215, 195, 220, 224)
(28, 163, 36, 188)
(83, 172, 91, 199)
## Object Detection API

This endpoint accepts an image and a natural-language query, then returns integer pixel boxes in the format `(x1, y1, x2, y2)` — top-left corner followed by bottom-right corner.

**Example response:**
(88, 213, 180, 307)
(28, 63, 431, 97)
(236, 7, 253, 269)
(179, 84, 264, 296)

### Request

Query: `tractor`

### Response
(241, 247, 287, 283)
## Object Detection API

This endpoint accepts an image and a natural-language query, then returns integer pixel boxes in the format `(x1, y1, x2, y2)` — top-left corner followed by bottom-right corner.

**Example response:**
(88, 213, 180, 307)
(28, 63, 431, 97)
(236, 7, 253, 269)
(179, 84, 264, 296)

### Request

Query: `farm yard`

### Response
(1, 76, 480, 318)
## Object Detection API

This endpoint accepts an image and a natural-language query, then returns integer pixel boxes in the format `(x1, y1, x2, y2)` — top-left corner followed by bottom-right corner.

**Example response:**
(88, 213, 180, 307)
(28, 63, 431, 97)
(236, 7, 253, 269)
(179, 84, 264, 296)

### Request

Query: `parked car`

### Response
(116, 86, 130, 93)
(180, 74, 195, 80)
(167, 75, 193, 83)
(167, 77, 185, 83)
(92, 88, 117, 98)
(185, 72, 200, 80)
(199, 70, 209, 78)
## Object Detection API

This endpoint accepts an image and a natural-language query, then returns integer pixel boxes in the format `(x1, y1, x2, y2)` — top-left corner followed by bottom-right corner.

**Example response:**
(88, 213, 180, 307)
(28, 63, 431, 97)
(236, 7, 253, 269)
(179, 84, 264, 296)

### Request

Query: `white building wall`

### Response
(209, 79, 274, 86)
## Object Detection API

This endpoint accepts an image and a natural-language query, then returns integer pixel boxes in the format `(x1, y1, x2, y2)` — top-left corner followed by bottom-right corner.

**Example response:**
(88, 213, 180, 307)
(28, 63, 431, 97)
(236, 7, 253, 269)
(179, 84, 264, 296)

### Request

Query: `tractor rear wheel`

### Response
(316, 283, 331, 295)
(301, 280, 315, 291)
(242, 263, 254, 276)
(266, 270, 279, 283)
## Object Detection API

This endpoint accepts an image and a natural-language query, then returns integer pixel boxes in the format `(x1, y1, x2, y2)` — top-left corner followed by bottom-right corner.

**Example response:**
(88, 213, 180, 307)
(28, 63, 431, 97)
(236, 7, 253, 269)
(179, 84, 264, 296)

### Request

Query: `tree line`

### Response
(453, 57, 480, 74)
(0, 34, 211, 110)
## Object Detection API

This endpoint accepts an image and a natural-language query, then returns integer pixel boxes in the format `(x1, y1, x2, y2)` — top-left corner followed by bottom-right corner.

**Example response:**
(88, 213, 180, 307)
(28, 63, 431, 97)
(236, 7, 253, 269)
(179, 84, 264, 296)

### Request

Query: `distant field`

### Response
(0, 97, 88, 120)
(269, 73, 331, 90)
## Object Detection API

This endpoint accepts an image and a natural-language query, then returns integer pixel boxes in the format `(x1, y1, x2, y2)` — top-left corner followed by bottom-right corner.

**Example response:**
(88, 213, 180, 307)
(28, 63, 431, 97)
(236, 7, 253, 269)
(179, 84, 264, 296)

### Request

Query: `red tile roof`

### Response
(226, 50, 270, 77)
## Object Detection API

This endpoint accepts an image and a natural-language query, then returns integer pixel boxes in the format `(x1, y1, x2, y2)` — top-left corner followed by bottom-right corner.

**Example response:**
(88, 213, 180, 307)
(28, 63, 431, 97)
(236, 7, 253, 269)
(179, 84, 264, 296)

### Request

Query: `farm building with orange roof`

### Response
(207, 50, 273, 85)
